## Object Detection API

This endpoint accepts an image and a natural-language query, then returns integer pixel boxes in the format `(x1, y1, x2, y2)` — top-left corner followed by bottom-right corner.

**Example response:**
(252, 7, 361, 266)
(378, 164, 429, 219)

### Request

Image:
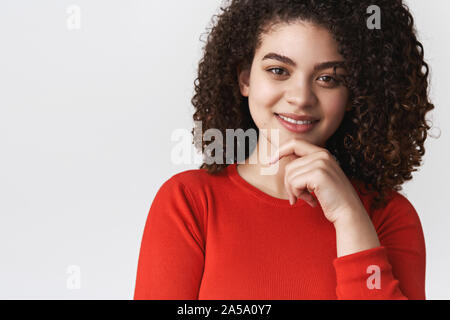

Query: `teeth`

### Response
(278, 114, 316, 125)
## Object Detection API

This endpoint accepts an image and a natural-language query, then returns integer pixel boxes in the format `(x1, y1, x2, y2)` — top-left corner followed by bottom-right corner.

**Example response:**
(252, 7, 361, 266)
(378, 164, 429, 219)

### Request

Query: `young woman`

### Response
(134, 0, 433, 300)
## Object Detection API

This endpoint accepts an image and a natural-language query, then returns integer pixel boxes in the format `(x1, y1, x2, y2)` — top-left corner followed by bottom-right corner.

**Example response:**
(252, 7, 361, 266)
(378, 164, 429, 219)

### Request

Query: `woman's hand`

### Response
(268, 138, 366, 225)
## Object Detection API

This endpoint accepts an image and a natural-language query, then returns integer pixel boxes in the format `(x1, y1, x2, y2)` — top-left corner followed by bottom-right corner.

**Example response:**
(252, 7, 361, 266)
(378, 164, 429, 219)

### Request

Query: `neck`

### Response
(237, 135, 297, 200)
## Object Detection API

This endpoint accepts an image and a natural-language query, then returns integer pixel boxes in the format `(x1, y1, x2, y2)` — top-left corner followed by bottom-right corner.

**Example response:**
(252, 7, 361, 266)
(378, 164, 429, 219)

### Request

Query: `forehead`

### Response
(256, 21, 343, 62)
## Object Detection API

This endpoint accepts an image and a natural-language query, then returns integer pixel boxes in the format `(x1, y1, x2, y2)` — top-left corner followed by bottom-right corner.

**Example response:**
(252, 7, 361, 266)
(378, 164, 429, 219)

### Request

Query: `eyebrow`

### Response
(262, 52, 346, 71)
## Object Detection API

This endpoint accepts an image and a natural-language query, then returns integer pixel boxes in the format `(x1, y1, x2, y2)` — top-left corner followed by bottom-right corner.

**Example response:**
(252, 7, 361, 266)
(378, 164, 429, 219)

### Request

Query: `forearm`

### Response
(334, 205, 381, 258)
(331, 196, 425, 299)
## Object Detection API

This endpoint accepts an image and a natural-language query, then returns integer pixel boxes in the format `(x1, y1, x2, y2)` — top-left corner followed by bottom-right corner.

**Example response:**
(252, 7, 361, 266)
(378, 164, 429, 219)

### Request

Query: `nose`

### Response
(285, 81, 317, 108)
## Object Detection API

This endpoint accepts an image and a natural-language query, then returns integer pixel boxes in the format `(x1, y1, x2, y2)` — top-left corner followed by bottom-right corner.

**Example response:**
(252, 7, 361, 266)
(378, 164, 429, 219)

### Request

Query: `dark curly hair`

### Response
(190, 0, 436, 211)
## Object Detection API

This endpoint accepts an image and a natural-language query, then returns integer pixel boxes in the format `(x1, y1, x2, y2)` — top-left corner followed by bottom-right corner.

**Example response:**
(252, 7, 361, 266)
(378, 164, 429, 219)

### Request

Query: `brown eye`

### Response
(318, 75, 336, 82)
(267, 67, 288, 76)
(318, 75, 340, 87)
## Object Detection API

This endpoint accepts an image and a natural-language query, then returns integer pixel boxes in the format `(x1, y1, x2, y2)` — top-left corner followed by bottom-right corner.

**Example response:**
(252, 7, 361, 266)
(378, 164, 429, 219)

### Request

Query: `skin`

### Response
(237, 20, 380, 257)
(237, 20, 350, 198)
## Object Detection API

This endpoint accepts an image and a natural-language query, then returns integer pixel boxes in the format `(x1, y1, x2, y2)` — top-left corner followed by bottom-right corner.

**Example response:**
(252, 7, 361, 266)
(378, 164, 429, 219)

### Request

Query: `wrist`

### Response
(333, 205, 381, 258)
(333, 203, 368, 229)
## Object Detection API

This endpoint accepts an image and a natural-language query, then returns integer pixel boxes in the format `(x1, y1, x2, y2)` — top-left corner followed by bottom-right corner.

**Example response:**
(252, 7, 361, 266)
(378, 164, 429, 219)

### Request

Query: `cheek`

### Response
(248, 77, 280, 126)
(321, 91, 348, 122)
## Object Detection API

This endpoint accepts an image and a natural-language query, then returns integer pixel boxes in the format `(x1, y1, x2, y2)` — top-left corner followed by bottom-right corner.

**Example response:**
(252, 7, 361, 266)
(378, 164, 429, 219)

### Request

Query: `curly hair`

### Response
(190, 0, 435, 211)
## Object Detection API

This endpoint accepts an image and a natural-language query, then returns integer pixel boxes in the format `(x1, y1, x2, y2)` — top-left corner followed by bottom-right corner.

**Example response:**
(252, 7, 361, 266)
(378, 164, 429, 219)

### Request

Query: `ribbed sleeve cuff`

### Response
(332, 246, 406, 299)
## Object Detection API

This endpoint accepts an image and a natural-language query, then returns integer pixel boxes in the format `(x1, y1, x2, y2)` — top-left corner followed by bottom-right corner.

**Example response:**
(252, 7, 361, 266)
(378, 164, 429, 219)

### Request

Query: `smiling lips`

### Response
(274, 112, 319, 133)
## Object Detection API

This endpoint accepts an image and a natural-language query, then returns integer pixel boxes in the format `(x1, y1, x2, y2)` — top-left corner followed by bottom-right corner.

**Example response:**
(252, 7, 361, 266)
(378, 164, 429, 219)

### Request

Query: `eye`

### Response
(317, 75, 341, 86)
(267, 67, 288, 77)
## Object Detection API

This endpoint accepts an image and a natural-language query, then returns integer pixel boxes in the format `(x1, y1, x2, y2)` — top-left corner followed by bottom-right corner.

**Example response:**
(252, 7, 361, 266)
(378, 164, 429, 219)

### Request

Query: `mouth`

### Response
(274, 113, 320, 134)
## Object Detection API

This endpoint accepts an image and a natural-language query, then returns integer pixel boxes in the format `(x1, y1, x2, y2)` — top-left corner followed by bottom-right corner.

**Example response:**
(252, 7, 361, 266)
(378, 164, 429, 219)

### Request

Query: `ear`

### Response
(237, 66, 250, 97)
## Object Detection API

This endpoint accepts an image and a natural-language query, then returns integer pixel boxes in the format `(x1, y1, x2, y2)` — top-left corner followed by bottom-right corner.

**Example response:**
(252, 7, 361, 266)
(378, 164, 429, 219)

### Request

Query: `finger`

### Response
(290, 194, 297, 206)
(289, 171, 318, 208)
(269, 139, 323, 164)
(284, 172, 296, 205)
(291, 181, 317, 207)
(290, 189, 298, 206)
(299, 190, 318, 207)
(292, 185, 317, 207)
(284, 151, 328, 178)
(287, 173, 311, 207)
(300, 192, 318, 207)
(285, 161, 310, 206)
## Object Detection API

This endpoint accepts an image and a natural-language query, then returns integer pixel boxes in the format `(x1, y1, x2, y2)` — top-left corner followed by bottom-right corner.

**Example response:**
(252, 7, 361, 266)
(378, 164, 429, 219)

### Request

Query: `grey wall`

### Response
(0, 0, 448, 299)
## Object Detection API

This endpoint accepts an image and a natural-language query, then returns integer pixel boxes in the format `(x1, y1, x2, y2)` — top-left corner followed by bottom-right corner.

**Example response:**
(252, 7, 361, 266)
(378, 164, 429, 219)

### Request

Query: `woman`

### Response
(134, 0, 433, 299)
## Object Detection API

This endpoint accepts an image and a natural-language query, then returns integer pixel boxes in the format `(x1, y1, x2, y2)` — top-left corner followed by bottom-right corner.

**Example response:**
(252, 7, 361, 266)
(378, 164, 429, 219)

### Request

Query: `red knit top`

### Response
(134, 163, 426, 299)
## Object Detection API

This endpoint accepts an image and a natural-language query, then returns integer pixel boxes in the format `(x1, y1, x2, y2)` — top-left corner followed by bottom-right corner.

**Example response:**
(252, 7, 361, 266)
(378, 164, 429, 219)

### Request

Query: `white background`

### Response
(0, 0, 448, 299)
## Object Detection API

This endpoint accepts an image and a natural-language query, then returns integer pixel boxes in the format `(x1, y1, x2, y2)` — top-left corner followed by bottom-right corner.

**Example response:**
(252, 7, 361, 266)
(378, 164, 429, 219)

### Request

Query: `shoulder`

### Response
(145, 168, 218, 248)
(376, 190, 423, 228)
(351, 179, 423, 227)
(152, 166, 230, 210)
(160, 166, 230, 194)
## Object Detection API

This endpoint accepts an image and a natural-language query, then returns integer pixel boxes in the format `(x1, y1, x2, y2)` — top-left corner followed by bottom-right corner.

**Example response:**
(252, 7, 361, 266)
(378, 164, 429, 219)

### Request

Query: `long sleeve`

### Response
(332, 192, 426, 300)
(133, 177, 206, 300)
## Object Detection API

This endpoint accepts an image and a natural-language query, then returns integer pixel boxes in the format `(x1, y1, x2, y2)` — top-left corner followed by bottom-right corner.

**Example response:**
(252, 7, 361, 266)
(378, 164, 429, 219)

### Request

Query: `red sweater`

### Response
(134, 163, 426, 300)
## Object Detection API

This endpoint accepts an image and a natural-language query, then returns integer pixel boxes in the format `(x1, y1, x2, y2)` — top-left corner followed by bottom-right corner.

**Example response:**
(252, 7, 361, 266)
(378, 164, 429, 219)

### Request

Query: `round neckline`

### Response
(226, 163, 310, 209)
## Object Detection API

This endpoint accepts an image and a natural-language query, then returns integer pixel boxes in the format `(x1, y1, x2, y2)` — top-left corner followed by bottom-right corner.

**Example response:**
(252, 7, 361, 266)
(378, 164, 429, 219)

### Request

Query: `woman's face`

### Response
(238, 20, 350, 149)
